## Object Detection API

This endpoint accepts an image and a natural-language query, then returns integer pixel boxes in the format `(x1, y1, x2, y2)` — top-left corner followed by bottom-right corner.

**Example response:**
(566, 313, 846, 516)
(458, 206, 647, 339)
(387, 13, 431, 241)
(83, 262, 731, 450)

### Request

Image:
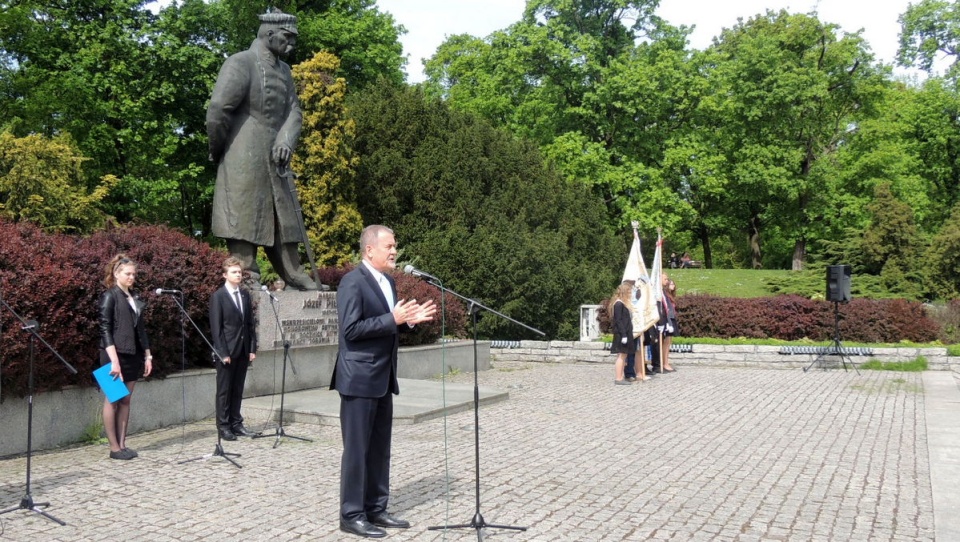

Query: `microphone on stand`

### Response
(261, 284, 279, 301)
(403, 264, 439, 282)
(155, 288, 181, 295)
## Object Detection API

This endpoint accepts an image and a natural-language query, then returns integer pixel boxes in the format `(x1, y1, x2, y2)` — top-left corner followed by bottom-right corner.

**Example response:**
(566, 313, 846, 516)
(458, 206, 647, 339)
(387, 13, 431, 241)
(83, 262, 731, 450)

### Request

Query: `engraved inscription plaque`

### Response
(256, 291, 339, 350)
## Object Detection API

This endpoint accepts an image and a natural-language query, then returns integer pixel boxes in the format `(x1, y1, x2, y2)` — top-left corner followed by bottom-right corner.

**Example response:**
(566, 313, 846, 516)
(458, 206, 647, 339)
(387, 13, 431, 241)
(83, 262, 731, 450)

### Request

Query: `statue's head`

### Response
(258, 10, 298, 57)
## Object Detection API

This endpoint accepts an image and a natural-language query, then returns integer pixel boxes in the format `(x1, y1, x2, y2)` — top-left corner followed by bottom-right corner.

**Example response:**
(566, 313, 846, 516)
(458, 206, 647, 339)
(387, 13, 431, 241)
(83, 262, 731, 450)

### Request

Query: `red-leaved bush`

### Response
(675, 295, 940, 342)
(316, 264, 468, 346)
(0, 220, 225, 400)
(597, 293, 941, 343)
(0, 220, 469, 401)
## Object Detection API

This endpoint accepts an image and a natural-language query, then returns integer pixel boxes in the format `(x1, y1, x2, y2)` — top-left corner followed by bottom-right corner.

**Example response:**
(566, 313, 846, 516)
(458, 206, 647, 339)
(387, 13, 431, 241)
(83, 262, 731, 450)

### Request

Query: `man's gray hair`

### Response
(360, 225, 394, 253)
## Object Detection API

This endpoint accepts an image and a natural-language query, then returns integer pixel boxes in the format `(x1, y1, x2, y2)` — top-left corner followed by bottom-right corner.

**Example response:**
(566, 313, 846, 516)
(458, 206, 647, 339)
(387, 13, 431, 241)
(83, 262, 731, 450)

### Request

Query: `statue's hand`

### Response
(272, 145, 292, 166)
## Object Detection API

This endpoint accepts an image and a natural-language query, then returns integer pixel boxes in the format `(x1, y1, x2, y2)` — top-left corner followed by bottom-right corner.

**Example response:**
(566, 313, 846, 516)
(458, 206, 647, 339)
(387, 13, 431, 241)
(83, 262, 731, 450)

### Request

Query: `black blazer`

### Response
(330, 264, 404, 398)
(209, 285, 257, 361)
(99, 286, 149, 354)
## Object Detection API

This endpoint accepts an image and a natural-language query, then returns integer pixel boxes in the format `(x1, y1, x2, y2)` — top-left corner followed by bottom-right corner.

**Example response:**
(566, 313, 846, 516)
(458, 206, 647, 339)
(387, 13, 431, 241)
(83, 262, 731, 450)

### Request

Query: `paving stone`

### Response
(0, 362, 950, 541)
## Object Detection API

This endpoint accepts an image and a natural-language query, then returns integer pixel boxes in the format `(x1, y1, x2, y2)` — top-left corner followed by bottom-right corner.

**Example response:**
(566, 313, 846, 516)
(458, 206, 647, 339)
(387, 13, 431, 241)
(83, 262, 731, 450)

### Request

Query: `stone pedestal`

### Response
(256, 290, 338, 350)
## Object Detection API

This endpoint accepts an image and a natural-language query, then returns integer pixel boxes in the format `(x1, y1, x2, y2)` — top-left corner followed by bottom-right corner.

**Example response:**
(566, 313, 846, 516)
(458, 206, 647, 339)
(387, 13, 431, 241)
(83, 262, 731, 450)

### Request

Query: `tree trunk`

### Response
(792, 238, 806, 271)
(698, 224, 713, 269)
(749, 214, 762, 269)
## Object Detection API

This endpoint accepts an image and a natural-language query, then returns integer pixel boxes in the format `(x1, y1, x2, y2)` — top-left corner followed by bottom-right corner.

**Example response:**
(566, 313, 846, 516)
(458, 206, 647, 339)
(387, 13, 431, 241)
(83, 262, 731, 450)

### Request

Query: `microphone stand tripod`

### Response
(253, 290, 312, 448)
(423, 277, 545, 540)
(163, 293, 242, 468)
(0, 296, 77, 526)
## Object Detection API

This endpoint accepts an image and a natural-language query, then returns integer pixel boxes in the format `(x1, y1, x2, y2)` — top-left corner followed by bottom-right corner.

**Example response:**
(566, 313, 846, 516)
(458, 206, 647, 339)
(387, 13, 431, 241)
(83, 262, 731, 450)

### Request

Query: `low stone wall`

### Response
(0, 340, 486, 458)
(490, 341, 957, 371)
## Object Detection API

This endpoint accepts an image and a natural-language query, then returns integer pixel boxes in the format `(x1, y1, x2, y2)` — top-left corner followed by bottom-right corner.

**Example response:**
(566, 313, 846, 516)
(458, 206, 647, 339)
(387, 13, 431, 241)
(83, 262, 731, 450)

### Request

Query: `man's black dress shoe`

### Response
(231, 424, 257, 437)
(369, 512, 411, 529)
(339, 519, 386, 538)
(219, 428, 237, 441)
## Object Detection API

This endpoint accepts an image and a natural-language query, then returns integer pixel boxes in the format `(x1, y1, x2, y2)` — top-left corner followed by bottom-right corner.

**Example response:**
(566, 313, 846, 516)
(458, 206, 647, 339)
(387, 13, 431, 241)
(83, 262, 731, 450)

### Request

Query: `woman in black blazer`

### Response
(98, 254, 153, 460)
(610, 282, 638, 384)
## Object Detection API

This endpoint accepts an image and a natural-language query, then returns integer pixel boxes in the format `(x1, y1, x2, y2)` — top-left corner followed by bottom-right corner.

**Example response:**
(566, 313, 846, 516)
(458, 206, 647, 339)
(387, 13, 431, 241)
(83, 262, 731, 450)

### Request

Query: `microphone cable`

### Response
(434, 280, 453, 535)
(142, 288, 218, 467)
(256, 287, 280, 437)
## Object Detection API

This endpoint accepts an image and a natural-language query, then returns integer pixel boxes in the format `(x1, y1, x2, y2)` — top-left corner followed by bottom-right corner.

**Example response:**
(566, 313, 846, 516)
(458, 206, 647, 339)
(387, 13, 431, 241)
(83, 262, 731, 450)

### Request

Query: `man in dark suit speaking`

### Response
(331, 225, 436, 538)
(209, 256, 258, 441)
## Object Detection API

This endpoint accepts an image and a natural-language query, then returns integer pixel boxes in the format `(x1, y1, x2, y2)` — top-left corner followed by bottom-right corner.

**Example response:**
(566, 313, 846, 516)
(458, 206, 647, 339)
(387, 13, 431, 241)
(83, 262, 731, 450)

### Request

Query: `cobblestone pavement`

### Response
(0, 362, 937, 541)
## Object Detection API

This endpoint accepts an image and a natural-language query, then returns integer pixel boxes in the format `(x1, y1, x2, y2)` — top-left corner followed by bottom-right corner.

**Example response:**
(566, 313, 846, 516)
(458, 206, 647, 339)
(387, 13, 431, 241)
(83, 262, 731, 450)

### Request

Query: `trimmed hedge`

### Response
(0, 220, 225, 400)
(317, 264, 468, 346)
(597, 293, 941, 343)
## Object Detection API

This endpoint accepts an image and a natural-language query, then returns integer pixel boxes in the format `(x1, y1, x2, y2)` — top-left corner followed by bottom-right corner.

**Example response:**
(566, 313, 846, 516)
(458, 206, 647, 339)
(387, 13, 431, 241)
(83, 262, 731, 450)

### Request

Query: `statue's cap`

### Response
(258, 11, 298, 35)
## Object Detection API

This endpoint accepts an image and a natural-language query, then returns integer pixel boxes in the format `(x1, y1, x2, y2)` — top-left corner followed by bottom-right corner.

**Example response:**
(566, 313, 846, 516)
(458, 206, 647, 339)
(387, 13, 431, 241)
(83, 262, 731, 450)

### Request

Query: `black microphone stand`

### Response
(253, 290, 312, 447)
(423, 276, 544, 540)
(0, 296, 77, 526)
(163, 293, 242, 469)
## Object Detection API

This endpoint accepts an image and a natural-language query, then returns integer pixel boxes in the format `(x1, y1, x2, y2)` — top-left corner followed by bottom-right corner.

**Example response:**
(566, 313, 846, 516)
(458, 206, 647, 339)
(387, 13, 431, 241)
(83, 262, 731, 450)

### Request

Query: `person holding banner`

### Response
(98, 254, 153, 460)
(657, 274, 678, 373)
(610, 283, 637, 385)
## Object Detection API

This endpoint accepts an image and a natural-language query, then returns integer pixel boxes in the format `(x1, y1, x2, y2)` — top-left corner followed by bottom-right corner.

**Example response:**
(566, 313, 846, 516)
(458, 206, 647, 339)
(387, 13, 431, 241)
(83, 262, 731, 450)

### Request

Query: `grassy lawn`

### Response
(668, 268, 790, 298)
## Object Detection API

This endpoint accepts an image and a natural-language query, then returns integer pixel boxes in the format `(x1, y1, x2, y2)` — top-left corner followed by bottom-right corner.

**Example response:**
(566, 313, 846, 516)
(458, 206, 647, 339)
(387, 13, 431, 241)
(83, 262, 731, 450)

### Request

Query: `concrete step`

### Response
(242, 378, 509, 426)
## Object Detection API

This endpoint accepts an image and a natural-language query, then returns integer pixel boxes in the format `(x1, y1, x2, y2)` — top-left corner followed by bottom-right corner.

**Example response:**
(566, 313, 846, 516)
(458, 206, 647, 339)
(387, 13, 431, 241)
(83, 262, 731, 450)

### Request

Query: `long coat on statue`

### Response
(206, 39, 303, 247)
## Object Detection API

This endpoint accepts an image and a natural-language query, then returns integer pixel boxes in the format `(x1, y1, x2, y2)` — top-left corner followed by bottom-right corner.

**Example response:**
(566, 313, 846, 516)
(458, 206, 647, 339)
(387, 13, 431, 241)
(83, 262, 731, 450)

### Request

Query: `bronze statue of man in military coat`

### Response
(206, 10, 317, 290)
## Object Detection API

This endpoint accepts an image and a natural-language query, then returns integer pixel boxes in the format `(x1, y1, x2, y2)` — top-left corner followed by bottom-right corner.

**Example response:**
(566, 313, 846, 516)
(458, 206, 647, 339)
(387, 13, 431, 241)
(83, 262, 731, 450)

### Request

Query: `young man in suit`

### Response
(209, 256, 258, 441)
(331, 225, 436, 538)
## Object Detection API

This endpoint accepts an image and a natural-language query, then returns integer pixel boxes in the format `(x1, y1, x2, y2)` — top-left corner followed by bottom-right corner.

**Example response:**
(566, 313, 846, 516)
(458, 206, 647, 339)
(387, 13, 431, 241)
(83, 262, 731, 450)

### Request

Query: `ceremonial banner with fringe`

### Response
(622, 223, 659, 336)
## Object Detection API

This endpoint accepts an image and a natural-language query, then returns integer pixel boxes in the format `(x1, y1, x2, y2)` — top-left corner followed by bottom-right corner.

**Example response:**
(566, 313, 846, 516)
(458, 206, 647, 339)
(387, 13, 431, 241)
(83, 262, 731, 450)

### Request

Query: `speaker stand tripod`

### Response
(804, 301, 860, 374)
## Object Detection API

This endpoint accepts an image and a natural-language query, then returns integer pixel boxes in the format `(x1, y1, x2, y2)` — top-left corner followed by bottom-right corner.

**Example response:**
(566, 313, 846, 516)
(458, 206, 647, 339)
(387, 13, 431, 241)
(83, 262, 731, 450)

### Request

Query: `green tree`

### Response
(898, 0, 960, 80)
(691, 10, 888, 269)
(0, 0, 223, 233)
(860, 182, 927, 298)
(0, 132, 118, 233)
(928, 202, 960, 298)
(291, 51, 363, 266)
(349, 81, 621, 339)
(423, 0, 700, 258)
(215, 0, 406, 88)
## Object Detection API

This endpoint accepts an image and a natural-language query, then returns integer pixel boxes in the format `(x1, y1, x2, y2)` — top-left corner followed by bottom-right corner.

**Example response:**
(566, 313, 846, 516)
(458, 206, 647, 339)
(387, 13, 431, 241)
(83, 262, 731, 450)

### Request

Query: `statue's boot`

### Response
(268, 242, 324, 291)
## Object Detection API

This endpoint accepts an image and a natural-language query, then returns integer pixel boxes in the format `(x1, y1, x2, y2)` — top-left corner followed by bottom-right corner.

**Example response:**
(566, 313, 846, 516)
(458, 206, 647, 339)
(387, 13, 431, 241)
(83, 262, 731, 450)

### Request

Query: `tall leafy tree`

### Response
(424, 0, 698, 252)
(692, 10, 888, 269)
(0, 0, 224, 232)
(898, 0, 960, 80)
